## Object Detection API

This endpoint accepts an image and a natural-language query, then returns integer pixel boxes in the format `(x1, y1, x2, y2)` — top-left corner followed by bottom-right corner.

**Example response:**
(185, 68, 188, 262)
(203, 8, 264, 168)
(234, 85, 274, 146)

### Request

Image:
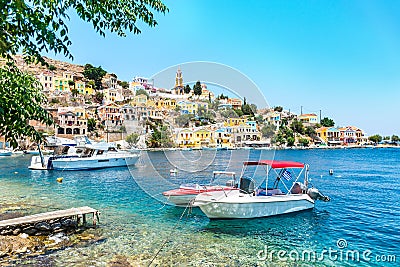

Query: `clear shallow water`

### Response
(0, 149, 399, 266)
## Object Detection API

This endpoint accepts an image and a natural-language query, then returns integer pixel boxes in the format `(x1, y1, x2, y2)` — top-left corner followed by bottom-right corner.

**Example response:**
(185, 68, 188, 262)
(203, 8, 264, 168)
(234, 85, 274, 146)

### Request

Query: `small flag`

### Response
(282, 170, 292, 181)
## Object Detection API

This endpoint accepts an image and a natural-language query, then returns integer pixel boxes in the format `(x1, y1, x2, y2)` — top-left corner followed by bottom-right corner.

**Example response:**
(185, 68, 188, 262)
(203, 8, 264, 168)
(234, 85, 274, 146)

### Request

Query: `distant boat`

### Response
(181, 148, 192, 151)
(29, 142, 140, 171)
(201, 147, 217, 151)
(0, 149, 12, 156)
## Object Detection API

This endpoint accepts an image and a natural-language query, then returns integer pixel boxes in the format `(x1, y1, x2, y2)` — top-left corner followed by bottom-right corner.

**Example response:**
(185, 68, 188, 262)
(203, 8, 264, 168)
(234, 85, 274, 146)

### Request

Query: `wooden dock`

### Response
(0, 206, 100, 235)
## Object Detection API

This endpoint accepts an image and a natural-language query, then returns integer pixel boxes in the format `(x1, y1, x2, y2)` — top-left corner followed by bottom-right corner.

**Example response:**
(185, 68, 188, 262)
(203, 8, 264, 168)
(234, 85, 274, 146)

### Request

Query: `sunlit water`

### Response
(0, 148, 399, 266)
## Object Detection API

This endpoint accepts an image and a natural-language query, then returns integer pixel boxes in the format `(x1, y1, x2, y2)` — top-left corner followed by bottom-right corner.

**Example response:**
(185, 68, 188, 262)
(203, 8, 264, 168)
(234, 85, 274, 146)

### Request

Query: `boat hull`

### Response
(195, 191, 314, 219)
(0, 151, 12, 156)
(166, 194, 198, 207)
(51, 155, 139, 170)
(163, 186, 238, 207)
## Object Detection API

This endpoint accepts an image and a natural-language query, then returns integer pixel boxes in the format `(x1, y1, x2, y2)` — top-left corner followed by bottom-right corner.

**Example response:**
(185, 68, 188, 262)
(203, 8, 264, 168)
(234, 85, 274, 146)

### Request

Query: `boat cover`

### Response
(243, 160, 304, 169)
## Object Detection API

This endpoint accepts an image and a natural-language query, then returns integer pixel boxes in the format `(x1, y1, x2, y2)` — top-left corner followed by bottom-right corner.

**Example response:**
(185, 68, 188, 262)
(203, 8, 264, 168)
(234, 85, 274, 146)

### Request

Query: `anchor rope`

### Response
(147, 200, 193, 266)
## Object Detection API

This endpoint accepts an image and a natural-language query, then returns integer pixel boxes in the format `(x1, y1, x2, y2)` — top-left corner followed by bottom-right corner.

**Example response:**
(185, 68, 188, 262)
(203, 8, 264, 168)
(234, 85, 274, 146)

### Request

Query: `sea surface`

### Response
(0, 148, 399, 266)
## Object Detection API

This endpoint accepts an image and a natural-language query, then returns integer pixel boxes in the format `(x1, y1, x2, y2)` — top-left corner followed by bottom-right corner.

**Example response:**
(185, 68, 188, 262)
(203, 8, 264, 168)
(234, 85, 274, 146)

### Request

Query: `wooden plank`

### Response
(0, 206, 98, 228)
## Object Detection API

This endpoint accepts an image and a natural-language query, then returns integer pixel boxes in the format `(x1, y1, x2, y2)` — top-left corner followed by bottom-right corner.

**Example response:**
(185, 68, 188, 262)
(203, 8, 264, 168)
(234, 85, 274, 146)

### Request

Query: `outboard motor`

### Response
(307, 188, 330, 202)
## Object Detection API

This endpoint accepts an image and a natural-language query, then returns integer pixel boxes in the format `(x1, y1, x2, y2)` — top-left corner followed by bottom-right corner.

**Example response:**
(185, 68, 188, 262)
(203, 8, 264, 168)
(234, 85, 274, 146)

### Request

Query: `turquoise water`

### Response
(0, 149, 399, 266)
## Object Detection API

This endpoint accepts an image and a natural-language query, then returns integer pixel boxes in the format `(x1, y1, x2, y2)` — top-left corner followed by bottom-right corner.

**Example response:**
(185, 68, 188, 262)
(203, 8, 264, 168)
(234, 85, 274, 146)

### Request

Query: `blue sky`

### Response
(46, 0, 400, 136)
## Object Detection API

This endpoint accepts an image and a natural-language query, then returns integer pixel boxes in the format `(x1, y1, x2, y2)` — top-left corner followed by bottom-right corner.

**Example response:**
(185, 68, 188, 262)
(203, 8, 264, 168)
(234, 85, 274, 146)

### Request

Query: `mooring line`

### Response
(147, 201, 192, 266)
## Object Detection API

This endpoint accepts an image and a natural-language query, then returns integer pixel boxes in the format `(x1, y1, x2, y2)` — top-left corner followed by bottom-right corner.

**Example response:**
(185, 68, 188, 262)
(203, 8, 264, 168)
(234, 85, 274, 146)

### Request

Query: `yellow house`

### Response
(224, 118, 247, 127)
(316, 127, 328, 143)
(53, 72, 74, 92)
(156, 99, 176, 110)
(299, 113, 318, 124)
(193, 129, 214, 148)
(84, 86, 94, 95)
(176, 129, 195, 148)
(74, 81, 86, 94)
(176, 101, 198, 114)
(176, 128, 215, 148)
(132, 94, 148, 106)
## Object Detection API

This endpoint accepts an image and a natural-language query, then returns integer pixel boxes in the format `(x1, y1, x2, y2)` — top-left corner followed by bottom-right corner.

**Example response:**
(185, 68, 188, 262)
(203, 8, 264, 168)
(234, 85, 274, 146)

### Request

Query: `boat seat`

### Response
(239, 177, 255, 194)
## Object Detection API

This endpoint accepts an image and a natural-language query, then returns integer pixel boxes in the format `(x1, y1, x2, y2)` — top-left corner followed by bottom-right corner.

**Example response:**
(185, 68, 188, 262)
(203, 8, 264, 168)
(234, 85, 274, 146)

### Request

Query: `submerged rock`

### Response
(35, 222, 51, 232)
(108, 255, 133, 267)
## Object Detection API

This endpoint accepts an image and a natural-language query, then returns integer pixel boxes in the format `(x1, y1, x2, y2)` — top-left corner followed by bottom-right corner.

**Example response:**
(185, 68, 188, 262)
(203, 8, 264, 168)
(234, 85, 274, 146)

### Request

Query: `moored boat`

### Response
(0, 149, 12, 156)
(29, 142, 140, 170)
(194, 160, 330, 219)
(163, 171, 239, 207)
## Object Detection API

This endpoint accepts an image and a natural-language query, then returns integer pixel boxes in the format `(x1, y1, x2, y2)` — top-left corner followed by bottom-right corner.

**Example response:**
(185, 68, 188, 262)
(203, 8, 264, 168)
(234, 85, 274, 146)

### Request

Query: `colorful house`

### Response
(37, 71, 54, 92)
(227, 98, 242, 109)
(177, 101, 198, 114)
(56, 108, 87, 136)
(155, 99, 177, 110)
(316, 127, 340, 145)
(215, 127, 233, 148)
(265, 111, 281, 128)
(74, 80, 86, 94)
(176, 129, 195, 148)
(299, 113, 318, 125)
(198, 84, 215, 101)
(224, 118, 247, 127)
(132, 94, 148, 106)
(53, 71, 75, 92)
(189, 129, 214, 148)
(97, 103, 123, 126)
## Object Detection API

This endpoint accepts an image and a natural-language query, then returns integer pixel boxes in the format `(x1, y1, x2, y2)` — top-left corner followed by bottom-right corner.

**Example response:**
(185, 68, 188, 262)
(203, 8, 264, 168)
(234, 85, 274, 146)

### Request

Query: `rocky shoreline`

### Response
(0, 206, 103, 264)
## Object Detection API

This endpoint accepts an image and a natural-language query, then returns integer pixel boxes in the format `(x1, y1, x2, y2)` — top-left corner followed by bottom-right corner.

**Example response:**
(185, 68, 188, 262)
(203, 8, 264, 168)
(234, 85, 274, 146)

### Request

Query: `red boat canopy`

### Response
(243, 160, 304, 169)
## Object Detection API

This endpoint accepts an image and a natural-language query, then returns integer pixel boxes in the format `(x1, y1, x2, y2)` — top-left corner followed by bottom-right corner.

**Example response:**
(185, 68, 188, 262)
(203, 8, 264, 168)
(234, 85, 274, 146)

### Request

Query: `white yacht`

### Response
(29, 142, 139, 170)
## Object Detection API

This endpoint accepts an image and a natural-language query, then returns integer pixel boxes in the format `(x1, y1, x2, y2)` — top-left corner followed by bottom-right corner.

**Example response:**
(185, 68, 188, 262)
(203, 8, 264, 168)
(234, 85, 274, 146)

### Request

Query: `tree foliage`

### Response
(83, 64, 107, 90)
(94, 92, 104, 104)
(368, 134, 382, 144)
(0, 64, 53, 147)
(193, 81, 202, 96)
(220, 108, 238, 118)
(0, 0, 168, 145)
(320, 117, 335, 127)
(136, 89, 149, 97)
(71, 88, 79, 97)
(175, 114, 194, 127)
(0, 0, 168, 65)
(184, 84, 191, 94)
(274, 106, 283, 112)
(286, 136, 295, 147)
(392, 135, 400, 142)
(126, 133, 140, 146)
(304, 126, 317, 141)
(298, 137, 309, 147)
(147, 126, 172, 148)
(261, 124, 276, 138)
(119, 81, 129, 89)
(87, 118, 97, 132)
(290, 119, 304, 134)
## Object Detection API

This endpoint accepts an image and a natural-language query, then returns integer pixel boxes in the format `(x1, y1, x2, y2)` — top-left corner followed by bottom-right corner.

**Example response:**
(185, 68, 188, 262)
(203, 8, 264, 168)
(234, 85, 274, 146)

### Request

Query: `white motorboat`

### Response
(29, 142, 140, 170)
(163, 171, 239, 207)
(194, 160, 330, 219)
